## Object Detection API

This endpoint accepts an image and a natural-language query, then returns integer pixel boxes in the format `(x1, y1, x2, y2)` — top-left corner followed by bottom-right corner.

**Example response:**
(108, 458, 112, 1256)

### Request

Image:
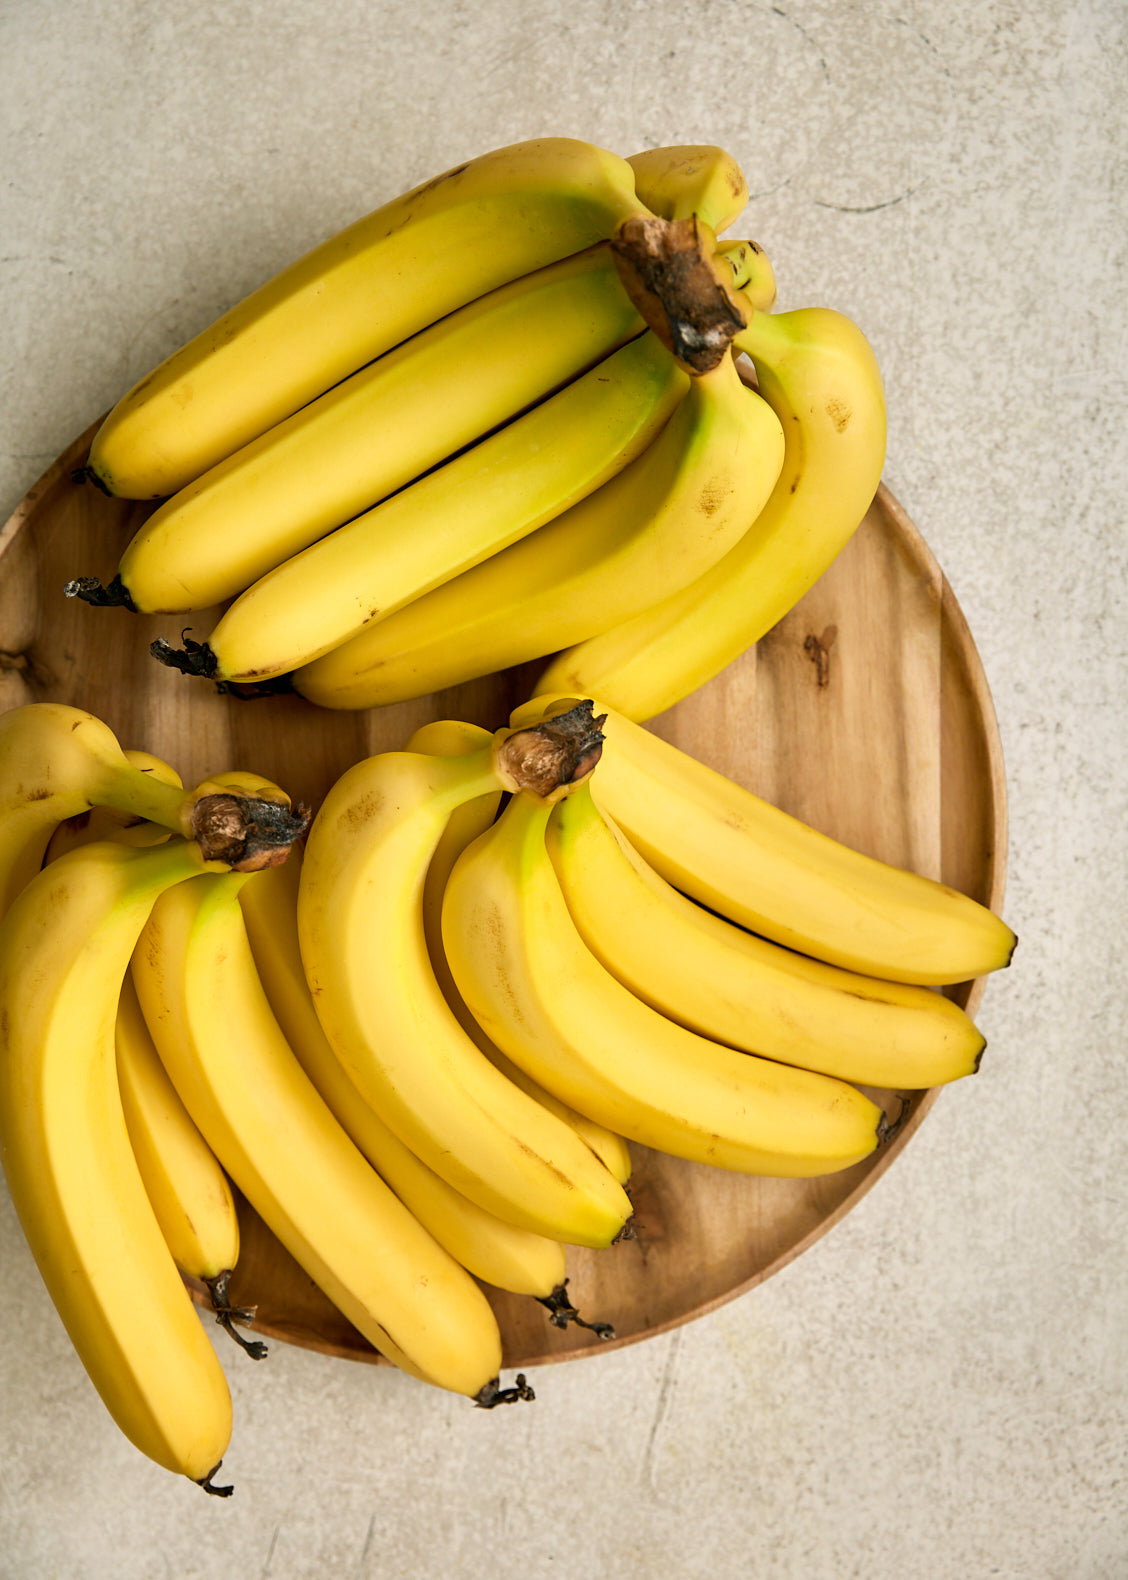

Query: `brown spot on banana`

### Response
(825, 397, 853, 432)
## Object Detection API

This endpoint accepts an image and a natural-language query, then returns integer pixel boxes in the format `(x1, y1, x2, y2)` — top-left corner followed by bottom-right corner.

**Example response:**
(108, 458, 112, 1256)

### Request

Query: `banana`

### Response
(536, 304, 887, 719)
(84, 137, 657, 499)
(239, 844, 590, 1311)
(0, 702, 307, 919)
(114, 972, 261, 1357)
(295, 710, 634, 1247)
(0, 836, 237, 1490)
(628, 143, 749, 234)
(292, 341, 785, 711)
(409, 718, 633, 1189)
(545, 780, 986, 1089)
(511, 696, 1017, 985)
(440, 781, 887, 1177)
(131, 866, 511, 1401)
(151, 330, 689, 685)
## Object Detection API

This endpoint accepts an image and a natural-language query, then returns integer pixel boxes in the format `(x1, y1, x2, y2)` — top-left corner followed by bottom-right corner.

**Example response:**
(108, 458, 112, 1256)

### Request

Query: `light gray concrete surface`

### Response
(1, 1, 1125, 1575)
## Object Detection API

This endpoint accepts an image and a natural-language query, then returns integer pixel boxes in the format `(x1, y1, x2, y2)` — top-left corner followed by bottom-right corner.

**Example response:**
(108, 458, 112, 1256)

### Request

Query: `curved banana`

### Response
(295, 715, 634, 1246)
(84, 137, 655, 498)
(409, 718, 633, 1189)
(511, 696, 1017, 985)
(152, 331, 689, 684)
(293, 343, 784, 711)
(441, 786, 887, 1177)
(68, 245, 647, 614)
(628, 143, 749, 234)
(131, 867, 508, 1400)
(0, 837, 236, 1489)
(0, 703, 307, 919)
(546, 781, 985, 1088)
(239, 843, 573, 1304)
(115, 974, 250, 1330)
(536, 304, 887, 718)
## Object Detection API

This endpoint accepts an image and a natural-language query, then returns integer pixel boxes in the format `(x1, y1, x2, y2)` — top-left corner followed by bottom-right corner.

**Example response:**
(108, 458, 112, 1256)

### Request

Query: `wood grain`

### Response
(0, 424, 1008, 1372)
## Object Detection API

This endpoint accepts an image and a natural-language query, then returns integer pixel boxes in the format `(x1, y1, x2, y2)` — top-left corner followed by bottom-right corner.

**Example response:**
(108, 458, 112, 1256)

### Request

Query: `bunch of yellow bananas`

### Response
(61, 136, 885, 722)
(2, 137, 1018, 1495)
(0, 702, 645, 1493)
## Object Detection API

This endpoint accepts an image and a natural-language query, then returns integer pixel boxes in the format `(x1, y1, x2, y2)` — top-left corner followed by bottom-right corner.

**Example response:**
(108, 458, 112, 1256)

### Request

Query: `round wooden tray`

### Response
(0, 422, 1008, 1373)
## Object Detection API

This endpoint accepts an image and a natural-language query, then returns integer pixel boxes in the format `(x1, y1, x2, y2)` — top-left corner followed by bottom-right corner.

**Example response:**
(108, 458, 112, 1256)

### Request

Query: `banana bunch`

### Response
(6, 133, 1017, 1493)
(0, 701, 642, 1493)
(427, 696, 1013, 1164)
(62, 138, 812, 700)
(0, 705, 313, 1494)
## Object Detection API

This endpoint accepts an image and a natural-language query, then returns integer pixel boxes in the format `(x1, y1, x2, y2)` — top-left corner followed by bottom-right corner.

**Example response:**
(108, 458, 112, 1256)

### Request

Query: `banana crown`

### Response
(609, 213, 748, 373)
(493, 699, 607, 801)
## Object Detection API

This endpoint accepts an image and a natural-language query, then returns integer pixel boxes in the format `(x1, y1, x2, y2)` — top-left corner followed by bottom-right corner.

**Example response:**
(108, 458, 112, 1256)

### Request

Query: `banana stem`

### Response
(63, 573, 137, 610)
(609, 214, 748, 372)
(536, 1280, 615, 1340)
(497, 698, 606, 799)
(203, 1270, 269, 1361)
(473, 1374, 537, 1409)
(195, 1462, 235, 1498)
(187, 795, 311, 871)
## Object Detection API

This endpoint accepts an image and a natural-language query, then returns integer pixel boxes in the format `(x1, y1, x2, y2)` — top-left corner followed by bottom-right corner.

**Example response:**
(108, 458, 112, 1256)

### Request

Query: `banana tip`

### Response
(473, 1373, 536, 1409)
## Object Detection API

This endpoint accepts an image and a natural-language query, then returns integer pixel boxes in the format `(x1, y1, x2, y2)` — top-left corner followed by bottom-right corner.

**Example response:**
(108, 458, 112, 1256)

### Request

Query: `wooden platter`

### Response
(0, 421, 1008, 1373)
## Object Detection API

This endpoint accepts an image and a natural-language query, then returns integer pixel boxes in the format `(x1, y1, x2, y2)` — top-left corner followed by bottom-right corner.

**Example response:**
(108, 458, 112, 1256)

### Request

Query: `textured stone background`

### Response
(1, 1, 1125, 1575)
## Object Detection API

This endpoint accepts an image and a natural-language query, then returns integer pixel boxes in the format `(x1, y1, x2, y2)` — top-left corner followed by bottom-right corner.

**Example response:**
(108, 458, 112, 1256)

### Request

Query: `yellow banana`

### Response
(0, 702, 307, 919)
(512, 696, 1017, 985)
(295, 710, 634, 1247)
(114, 973, 261, 1356)
(537, 304, 887, 718)
(545, 781, 986, 1089)
(409, 718, 633, 1189)
(628, 143, 749, 233)
(293, 341, 785, 711)
(84, 137, 656, 499)
(131, 866, 512, 1401)
(151, 331, 689, 684)
(441, 782, 887, 1178)
(0, 837, 237, 1491)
